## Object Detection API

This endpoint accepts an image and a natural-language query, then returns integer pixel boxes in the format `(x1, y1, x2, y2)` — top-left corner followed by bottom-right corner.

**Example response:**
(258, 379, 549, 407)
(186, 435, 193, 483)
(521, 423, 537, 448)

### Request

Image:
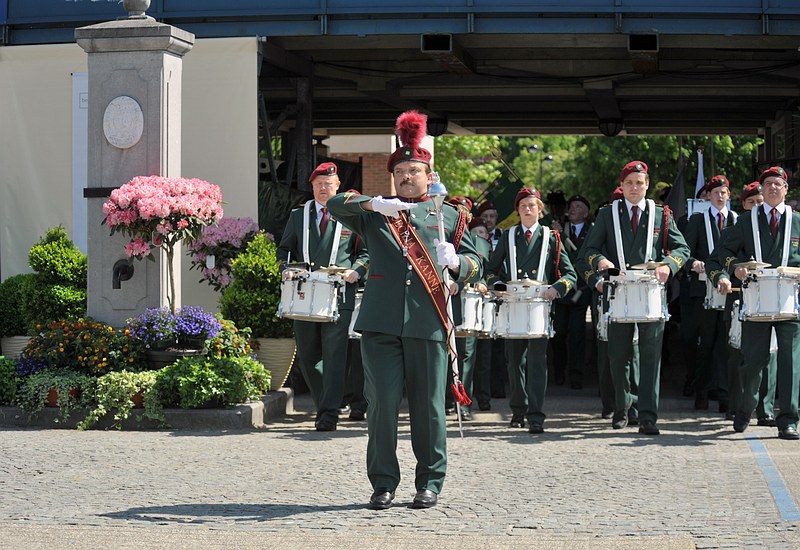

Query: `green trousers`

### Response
(607, 321, 663, 423)
(361, 332, 448, 494)
(739, 320, 800, 430)
(293, 310, 352, 424)
(506, 337, 549, 425)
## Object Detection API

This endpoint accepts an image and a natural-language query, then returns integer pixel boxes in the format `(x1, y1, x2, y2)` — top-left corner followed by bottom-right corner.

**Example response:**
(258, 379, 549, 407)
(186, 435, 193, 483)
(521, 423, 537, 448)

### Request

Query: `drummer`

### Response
(578, 161, 690, 435)
(682, 175, 738, 411)
(276, 162, 369, 432)
(709, 166, 800, 440)
(485, 187, 576, 434)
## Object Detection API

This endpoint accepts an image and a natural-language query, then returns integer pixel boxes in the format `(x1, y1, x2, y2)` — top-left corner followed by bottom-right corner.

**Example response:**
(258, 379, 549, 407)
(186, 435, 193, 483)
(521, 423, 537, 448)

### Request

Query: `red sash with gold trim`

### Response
(386, 212, 450, 333)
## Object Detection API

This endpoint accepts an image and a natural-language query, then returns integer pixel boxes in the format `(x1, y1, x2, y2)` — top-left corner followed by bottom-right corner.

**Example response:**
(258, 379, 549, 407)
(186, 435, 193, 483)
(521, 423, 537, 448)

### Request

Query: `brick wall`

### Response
(332, 153, 393, 196)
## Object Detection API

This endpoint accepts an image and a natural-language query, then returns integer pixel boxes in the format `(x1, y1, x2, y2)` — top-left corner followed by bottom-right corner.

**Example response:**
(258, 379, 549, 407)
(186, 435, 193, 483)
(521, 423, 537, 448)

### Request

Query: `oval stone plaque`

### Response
(103, 96, 144, 149)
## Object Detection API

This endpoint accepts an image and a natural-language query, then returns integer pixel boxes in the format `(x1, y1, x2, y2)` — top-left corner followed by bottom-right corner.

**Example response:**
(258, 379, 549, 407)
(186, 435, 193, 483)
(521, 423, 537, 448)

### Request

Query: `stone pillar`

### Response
(76, 4, 194, 327)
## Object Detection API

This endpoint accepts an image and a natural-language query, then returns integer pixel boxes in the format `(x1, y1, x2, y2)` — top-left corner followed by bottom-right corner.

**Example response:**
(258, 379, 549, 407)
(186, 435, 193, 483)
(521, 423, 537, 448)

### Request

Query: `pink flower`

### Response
(177, 219, 189, 230)
(125, 237, 151, 258)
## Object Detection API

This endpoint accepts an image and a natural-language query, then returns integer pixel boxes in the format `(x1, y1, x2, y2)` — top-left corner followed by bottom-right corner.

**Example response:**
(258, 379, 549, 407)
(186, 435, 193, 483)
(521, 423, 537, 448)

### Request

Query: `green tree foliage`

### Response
(433, 135, 503, 198)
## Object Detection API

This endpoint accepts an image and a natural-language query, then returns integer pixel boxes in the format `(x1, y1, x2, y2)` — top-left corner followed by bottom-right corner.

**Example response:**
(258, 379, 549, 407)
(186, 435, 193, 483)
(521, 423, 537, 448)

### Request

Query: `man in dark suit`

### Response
(277, 162, 369, 432)
(552, 194, 593, 389)
(327, 111, 483, 509)
(577, 160, 690, 435)
(708, 166, 800, 440)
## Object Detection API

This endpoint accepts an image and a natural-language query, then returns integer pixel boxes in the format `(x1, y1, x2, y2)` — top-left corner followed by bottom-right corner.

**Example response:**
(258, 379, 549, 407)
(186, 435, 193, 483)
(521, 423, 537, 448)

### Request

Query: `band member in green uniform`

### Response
(326, 111, 483, 509)
(683, 175, 738, 410)
(709, 166, 800, 440)
(277, 162, 369, 432)
(578, 161, 689, 435)
(486, 187, 577, 434)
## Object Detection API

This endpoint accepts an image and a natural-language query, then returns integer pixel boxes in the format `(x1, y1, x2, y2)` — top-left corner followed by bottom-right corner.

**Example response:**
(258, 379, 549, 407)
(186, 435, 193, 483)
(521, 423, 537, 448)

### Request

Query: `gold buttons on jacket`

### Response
(405, 280, 411, 286)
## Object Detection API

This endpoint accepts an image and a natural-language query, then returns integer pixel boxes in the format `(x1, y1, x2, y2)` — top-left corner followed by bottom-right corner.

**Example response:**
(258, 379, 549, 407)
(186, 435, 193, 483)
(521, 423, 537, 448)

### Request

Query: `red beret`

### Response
(514, 187, 542, 210)
(706, 175, 730, 193)
(619, 160, 648, 182)
(741, 181, 763, 202)
(759, 166, 788, 184)
(476, 201, 497, 215)
(468, 217, 487, 231)
(448, 196, 473, 211)
(610, 186, 624, 202)
(309, 162, 338, 182)
(387, 110, 433, 172)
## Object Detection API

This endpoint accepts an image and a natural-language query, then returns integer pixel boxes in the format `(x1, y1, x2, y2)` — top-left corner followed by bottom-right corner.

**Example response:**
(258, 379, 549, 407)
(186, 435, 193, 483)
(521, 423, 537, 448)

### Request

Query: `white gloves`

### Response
(371, 196, 417, 218)
(435, 240, 460, 270)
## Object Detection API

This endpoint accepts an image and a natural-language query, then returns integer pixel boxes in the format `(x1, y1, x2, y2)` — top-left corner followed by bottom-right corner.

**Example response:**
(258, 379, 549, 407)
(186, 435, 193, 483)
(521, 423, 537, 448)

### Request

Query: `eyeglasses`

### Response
(762, 180, 787, 188)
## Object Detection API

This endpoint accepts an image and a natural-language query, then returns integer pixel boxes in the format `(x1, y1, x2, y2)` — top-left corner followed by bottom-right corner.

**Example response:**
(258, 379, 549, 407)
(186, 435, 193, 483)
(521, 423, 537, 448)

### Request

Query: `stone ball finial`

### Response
(123, 0, 152, 19)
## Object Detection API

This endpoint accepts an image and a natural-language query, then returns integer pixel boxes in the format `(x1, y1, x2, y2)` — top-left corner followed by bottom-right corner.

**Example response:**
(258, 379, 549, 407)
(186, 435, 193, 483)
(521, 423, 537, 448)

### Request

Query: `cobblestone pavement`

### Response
(2, 383, 800, 549)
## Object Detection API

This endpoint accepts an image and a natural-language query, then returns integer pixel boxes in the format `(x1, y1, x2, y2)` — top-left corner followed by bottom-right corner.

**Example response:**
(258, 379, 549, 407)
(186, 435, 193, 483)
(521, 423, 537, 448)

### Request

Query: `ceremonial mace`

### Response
(428, 172, 471, 437)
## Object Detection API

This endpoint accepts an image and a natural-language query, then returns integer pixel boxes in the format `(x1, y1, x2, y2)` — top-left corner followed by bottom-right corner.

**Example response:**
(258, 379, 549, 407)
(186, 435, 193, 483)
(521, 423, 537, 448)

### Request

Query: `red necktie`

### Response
(717, 212, 724, 232)
(770, 208, 779, 239)
(319, 207, 329, 236)
(525, 229, 532, 244)
(631, 205, 639, 236)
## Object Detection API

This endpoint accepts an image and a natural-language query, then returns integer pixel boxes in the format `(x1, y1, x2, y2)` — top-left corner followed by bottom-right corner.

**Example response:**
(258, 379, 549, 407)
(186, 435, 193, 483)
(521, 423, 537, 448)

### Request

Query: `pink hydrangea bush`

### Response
(102, 175, 224, 312)
(187, 217, 262, 292)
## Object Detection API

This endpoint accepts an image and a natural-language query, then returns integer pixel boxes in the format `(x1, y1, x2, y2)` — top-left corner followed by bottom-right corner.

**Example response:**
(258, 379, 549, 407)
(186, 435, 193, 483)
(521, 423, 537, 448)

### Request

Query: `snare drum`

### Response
(729, 300, 742, 349)
(494, 281, 553, 339)
(348, 290, 363, 339)
(277, 269, 342, 322)
(479, 297, 497, 339)
(703, 276, 726, 311)
(606, 272, 667, 323)
(740, 269, 800, 322)
(455, 287, 484, 337)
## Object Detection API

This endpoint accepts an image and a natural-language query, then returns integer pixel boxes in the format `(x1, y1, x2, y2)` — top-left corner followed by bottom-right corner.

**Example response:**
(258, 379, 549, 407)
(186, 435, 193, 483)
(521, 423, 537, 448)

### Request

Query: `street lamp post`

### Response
(527, 144, 553, 187)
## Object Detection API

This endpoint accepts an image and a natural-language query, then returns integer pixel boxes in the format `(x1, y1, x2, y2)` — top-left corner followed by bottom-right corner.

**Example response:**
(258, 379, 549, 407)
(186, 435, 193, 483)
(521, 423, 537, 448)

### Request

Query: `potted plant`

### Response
(15, 368, 94, 422)
(187, 216, 260, 292)
(0, 356, 21, 406)
(219, 232, 295, 389)
(0, 274, 35, 359)
(77, 370, 165, 430)
(102, 175, 224, 313)
(126, 306, 222, 369)
(152, 355, 270, 409)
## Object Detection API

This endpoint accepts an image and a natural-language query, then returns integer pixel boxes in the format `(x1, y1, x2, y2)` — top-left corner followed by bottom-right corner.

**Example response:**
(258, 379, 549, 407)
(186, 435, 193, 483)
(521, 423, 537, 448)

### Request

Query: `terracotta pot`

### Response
(46, 388, 81, 408)
(252, 337, 296, 390)
(131, 390, 145, 409)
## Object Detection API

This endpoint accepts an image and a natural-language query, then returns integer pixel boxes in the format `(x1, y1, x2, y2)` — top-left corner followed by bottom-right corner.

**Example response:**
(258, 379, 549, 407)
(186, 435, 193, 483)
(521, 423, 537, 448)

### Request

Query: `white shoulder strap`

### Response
(751, 206, 762, 263)
(782, 206, 793, 267)
(644, 199, 656, 263)
(537, 226, 550, 282)
(302, 201, 313, 264)
(610, 199, 626, 268)
(704, 208, 715, 256)
(508, 226, 517, 279)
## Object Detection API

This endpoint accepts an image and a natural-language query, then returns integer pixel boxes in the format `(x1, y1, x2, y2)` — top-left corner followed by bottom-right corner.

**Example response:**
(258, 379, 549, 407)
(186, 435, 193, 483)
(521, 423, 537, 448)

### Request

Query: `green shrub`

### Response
(0, 273, 36, 337)
(0, 356, 20, 405)
(219, 233, 293, 338)
(77, 370, 165, 430)
(20, 278, 87, 331)
(153, 355, 271, 409)
(15, 368, 95, 421)
(28, 226, 87, 286)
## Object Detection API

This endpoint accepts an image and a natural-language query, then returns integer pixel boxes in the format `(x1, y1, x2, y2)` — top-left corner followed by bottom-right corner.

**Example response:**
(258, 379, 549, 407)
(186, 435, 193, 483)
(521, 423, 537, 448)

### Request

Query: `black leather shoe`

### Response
(338, 405, 351, 415)
(369, 487, 395, 510)
(611, 410, 628, 430)
(733, 414, 750, 433)
(411, 489, 438, 509)
(694, 395, 709, 410)
(528, 422, 544, 434)
(478, 401, 491, 411)
(349, 409, 366, 421)
(778, 426, 800, 440)
(725, 410, 735, 421)
(445, 406, 456, 416)
(758, 415, 776, 427)
(460, 409, 472, 421)
(628, 409, 639, 426)
(601, 407, 613, 419)
(638, 421, 660, 435)
(315, 419, 337, 432)
(510, 414, 525, 428)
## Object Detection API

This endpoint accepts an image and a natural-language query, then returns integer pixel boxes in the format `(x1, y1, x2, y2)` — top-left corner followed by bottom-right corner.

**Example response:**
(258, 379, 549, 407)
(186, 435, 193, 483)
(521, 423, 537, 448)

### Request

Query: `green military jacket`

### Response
(276, 200, 369, 311)
(486, 223, 577, 297)
(556, 221, 592, 304)
(682, 208, 738, 297)
(708, 204, 800, 285)
(578, 199, 689, 279)
(326, 192, 483, 342)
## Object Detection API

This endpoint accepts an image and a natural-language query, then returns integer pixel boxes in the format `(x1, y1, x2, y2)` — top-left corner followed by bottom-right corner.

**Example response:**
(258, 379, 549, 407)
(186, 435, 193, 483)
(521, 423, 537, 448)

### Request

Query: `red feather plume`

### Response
(395, 110, 427, 150)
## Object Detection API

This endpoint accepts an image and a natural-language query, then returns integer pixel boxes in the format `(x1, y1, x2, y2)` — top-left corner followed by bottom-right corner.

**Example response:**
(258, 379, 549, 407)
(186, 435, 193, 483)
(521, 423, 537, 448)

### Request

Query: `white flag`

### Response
(695, 149, 705, 198)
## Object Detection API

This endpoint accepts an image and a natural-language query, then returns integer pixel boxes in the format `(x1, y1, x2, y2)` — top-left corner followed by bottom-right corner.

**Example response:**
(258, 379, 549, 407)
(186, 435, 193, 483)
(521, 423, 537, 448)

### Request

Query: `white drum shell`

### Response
(607, 274, 666, 323)
(456, 288, 485, 337)
(494, 284, 553, 339)
(480, 299, 497, 339)
(703, 279, 726, 310)
(741, 270, 800, 322)
(277, 271, 341, 322)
